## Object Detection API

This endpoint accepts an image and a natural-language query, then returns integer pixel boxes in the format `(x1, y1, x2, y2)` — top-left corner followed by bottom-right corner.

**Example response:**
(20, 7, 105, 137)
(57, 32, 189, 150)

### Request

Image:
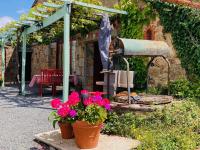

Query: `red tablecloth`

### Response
(29, 75, 78, 87)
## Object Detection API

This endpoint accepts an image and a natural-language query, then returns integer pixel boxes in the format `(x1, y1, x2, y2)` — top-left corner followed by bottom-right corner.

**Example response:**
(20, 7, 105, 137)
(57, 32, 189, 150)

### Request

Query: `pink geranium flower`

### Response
(51, 98, 62, 109)
(103, 98, 110, 104)
(84, 98, 93, 106)
(96, 99, 105, 106)
(69, 110, 77, 118)
(57, 105, 70, 117)
(81, 90, 88, 94)
(71, 91, 79, 98)
(94, 91, 103, 96)
(67, 92, 80, 106)
(105, 104, 111, 110)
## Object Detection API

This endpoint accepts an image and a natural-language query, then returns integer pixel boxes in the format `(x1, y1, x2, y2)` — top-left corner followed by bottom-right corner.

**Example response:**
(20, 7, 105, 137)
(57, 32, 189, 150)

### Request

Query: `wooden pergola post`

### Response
(21, 31, 27, 95)
(63, 3, 71, 101)
(1, 38, 5, 87)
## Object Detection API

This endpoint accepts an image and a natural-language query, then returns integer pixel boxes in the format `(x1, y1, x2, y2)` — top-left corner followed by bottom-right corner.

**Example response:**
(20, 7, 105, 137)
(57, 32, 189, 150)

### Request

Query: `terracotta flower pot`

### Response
(58, 122, 74, 139)
(72, 121, 102, 149)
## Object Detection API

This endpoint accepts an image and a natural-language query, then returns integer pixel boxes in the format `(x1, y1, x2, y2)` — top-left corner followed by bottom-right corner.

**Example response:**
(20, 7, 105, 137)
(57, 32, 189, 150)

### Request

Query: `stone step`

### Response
(34, 130, 140, 150)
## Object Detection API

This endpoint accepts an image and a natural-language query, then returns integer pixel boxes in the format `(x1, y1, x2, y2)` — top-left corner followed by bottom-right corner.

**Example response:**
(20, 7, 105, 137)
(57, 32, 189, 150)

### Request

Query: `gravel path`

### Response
(0, 86, 56, 150)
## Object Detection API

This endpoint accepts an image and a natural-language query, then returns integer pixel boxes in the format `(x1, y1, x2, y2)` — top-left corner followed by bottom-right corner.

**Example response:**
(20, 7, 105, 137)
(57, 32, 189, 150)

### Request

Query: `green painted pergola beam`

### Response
(32, 11, 49, 18)
(27, 17, 37, 21)
(43, 2, 62, 8)
(1, 38, 5, 87)
(73, 1, 128, 14)
(37, 7, 48, 13)
(27, 6, 65, 34)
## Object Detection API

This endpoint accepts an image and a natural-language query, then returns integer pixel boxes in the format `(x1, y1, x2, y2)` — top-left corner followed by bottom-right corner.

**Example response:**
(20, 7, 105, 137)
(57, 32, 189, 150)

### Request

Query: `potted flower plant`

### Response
(70, 90, 111, 149)
(48, 93, 80, 139)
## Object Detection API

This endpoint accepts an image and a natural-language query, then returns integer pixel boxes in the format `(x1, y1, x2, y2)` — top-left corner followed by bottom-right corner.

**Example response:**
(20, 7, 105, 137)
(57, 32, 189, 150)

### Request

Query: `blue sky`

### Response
(0, 0, 34, 27)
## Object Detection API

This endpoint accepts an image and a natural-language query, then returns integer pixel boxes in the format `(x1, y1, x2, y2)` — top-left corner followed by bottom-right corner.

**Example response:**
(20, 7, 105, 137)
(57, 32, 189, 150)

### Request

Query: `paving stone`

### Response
(35, 130, 140, 150)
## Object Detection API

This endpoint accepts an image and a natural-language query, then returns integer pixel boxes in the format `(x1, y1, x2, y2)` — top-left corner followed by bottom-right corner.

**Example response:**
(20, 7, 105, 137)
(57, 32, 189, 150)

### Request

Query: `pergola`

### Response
(0, 0, 127, 102)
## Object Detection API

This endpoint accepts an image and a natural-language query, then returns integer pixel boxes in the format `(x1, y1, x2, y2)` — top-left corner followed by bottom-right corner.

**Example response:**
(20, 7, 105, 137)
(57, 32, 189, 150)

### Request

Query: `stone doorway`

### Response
(93, 41, 103, 91)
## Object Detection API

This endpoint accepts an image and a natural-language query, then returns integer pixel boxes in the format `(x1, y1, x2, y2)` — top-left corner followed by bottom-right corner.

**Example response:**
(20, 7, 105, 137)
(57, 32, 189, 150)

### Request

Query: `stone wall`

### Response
(31, 43, 57, 77)
(144, 18, 186, 86)
(73, 31, 99, 91)
(0, 46, 18, 82)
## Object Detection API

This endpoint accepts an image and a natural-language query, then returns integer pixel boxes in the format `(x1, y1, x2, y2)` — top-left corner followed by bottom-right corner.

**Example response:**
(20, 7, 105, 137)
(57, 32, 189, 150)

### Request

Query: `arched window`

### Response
(146, 29, 153, 40)
(144, 27, 155, 40)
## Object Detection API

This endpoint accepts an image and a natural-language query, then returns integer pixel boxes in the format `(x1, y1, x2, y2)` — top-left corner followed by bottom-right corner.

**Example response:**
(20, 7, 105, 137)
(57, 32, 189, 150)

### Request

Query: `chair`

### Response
(52, 69, 63, 95)
(38, 69, 55, 96)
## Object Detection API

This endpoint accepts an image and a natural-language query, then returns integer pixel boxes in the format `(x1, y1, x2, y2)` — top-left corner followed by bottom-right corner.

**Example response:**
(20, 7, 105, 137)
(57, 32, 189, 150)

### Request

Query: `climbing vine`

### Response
(0, 0, 102, 45)
(146, 0, 200, 81)
(117, 0, 156, 39)
(115, 0, 156, 87)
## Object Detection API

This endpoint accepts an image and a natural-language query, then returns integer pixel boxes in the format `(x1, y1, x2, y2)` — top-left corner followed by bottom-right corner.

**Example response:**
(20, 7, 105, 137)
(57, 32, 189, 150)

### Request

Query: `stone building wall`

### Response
(73, 31, 99, 91)
(31, 43, 57, 77)
(30, 0, 194, 88)
(144, 18, 186, 86)
(0, 46, 18, 82)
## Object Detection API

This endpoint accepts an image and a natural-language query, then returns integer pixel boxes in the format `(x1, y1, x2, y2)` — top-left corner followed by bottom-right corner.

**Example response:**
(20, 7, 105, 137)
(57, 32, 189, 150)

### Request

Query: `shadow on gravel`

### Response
(0, 85, 62, 110)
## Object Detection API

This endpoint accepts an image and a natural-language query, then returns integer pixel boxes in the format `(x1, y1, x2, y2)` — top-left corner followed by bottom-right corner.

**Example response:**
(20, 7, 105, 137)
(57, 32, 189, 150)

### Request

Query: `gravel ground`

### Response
(0, 85, 57, 150)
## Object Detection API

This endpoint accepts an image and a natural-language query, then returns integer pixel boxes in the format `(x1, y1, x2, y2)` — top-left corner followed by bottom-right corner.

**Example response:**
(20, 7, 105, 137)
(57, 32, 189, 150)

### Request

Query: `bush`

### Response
(169, 79, 200, 98)
(0, 80, 2, 86)
(102, 111, 136, 138)
(148, 85, 168, 95)
(102, 99, 200, 150)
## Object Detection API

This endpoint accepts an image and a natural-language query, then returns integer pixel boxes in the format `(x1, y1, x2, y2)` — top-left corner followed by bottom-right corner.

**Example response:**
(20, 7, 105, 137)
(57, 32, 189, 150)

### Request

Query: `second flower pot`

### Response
(72, 121, 102, 149)
(58, 122, 74, 139)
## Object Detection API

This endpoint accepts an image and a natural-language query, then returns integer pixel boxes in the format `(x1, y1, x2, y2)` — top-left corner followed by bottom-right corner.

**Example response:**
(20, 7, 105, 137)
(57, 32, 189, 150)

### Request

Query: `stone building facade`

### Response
(28, 0, 195, 89)
(0, 46, 18, 83)
(1, 0, 197, 89)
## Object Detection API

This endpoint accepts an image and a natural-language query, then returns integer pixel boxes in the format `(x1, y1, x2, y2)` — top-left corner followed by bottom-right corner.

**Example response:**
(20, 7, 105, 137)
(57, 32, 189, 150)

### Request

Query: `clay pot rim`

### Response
(72, 120, 103, 127)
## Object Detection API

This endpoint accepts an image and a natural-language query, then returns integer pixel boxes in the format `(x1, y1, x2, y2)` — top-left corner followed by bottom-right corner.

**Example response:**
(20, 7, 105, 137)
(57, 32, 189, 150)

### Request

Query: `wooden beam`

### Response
(43, 2, 63, 8)
(32, 11, 49, 18)
(59, 0, 128, 14)
(37, 7, 48, 13)
(73, 1, 128, 14)
(26, 6, 66, 34)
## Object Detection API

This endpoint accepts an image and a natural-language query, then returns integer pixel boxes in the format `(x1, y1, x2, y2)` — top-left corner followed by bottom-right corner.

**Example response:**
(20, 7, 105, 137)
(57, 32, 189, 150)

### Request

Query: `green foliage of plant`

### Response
(81, 104, 107, 125)
(148, 86, 168, 95)
(128, 58, 148, 86)
(102, 111, 137, 137)
(119, 57, 148, 86)
(117, 0, 156, 39)
(48, 110, 77, 128)
(114, 0, 156, 87)
(146, 0, 200, 81)
(102, 99, 200, 150)
(170, 79, 200, 98)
